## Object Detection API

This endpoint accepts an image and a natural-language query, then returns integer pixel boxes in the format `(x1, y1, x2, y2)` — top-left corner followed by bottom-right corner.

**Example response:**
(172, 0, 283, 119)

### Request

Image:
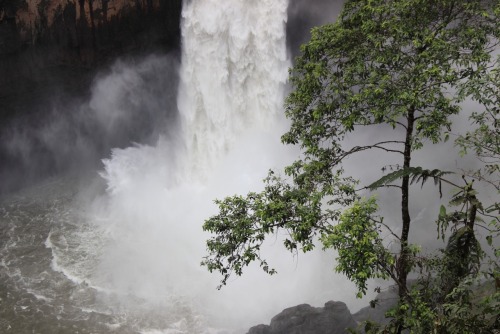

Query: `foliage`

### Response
(367, 166, 453, 195)
(203, 171, 330, 288)
(320, 197, 395, 297)
(202, 0, 500, 332)
(456, 63, 500, 187)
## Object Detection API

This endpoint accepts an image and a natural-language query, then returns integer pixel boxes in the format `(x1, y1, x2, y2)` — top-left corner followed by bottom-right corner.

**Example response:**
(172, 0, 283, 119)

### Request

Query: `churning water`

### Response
(0, 0, 362, 333)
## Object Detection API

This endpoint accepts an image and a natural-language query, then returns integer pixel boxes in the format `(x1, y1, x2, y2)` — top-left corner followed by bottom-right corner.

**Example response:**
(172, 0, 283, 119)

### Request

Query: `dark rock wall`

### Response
(248, 301, 358, 334)
(0, 0, 182, 123)
(287, 0, 344, 58)
(0, 0, 343, 122)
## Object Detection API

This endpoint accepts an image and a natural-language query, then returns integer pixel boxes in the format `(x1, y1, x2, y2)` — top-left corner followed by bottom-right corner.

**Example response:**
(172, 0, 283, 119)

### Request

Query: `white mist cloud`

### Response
(74, 1, 368, 332)
(89, 55, 180, 142)
(0, 53, 180, 195)
(37, 1, 496, 333)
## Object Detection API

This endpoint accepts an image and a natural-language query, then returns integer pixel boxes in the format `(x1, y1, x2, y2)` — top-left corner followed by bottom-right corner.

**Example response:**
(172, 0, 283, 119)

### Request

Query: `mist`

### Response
(0, 52, 180, 197)
(1, 0, 495, 333)
(75, 0, 366, 331)
(0, 0, 344, 196)
(287, 0, 344, 57)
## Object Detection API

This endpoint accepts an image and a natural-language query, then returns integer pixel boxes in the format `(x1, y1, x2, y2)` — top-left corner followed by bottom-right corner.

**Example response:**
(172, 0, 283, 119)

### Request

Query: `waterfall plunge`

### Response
(103, 0, 290, 191)
(178, 0, 290, 179)
(87, 0, 359, 332)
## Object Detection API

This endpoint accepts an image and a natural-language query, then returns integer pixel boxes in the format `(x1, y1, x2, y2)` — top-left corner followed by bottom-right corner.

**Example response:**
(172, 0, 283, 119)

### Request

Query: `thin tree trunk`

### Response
(396, 106, 415, 334)
(101, 0, 108, 24)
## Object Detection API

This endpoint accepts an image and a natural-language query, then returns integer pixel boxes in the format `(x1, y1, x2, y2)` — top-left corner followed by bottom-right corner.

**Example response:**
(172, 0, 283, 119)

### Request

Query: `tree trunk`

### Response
(78, 0, 86, 24)
(396, 106, 415, 334)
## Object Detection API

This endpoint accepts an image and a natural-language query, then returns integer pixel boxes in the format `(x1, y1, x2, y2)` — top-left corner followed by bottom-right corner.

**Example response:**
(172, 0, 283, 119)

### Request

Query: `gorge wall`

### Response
(0, 0, 182, 122)
(0, 0, 341, 123)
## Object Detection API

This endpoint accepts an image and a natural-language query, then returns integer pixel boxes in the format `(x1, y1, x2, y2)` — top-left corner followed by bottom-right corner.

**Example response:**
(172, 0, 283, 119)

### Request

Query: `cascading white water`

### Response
(44, 0, 362, 332)
(177, 0, 289, 179)
(101, 0, 290, 191)
(90, 0, 300, 330)
(0, 1, 375, 333)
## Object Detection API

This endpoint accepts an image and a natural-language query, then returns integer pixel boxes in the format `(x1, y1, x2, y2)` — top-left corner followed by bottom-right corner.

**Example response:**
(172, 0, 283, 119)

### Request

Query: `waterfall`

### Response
(91, 0, 301, 331)
(178, 0, 289, 179)
(0, 1, 367, 333)
(31, 1, 365, 332)
(101, 0, 289, 192)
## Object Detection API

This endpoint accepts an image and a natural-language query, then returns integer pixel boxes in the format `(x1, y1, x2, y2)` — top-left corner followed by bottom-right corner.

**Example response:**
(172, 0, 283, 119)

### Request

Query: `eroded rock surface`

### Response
(248, 301, 357, 334)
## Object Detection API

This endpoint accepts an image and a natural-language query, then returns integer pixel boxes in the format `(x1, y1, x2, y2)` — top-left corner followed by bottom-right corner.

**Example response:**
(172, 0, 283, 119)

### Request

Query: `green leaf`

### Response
(367, 167, 452, 190)
(486, 235, 493, 246)
(439, 205, 447, 218)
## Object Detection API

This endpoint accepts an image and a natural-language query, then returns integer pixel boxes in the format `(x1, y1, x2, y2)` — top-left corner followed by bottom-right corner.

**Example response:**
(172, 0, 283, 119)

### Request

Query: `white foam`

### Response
(26, 289, 53, 302)
(45, 229, 96, 288)
(105, 322, 122, 330)
(45, 232, 85, 285)
(83, 0, 362, 331)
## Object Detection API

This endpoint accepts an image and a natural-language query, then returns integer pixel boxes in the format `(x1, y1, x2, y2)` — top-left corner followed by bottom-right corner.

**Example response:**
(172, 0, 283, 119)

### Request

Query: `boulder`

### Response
(248, 301, 357, 334)
(247, 324, 271, 334)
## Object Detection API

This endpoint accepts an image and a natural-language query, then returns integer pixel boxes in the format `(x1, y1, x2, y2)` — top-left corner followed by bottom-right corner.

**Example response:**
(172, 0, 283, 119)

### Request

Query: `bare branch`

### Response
(378, 220, 401, 241)
(475, 222, 500, 233)
(357, 184, 402, 192)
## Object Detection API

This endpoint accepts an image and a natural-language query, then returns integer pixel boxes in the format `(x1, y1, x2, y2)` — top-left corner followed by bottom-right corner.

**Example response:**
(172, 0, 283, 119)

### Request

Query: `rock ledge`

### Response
(247, 301, 357, 334)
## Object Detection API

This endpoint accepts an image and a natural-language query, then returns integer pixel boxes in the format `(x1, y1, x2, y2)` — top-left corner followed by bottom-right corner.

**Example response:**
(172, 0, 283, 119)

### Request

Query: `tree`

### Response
(202, 0, 500, 332)
(456, 63, 500, 188)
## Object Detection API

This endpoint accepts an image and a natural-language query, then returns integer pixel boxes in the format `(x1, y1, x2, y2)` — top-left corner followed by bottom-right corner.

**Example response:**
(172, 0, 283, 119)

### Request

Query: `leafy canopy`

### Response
(202, 0, 499, 332)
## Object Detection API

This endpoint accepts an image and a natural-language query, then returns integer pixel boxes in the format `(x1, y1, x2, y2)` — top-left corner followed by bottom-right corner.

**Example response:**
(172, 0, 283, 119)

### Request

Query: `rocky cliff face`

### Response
(0, 0, 181, 57)
(246, 287, 401, 334)
(0, 0, 182, 121)
(247, 301, 358, 334)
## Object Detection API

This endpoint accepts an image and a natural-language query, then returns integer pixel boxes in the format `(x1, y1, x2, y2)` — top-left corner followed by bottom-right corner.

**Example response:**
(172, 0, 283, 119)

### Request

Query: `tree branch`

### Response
(377, 220, 402, 241)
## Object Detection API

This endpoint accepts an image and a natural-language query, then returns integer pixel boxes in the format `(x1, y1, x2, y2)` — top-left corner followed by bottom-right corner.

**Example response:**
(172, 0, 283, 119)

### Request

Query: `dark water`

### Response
(0, 178, 118, 333)
(0, 177, 222, 334)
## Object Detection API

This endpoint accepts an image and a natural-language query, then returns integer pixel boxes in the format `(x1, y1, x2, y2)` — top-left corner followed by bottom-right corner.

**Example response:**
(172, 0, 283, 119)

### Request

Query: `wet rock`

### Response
(248, 301, 357, 334)
(247, 324, 271, 334)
